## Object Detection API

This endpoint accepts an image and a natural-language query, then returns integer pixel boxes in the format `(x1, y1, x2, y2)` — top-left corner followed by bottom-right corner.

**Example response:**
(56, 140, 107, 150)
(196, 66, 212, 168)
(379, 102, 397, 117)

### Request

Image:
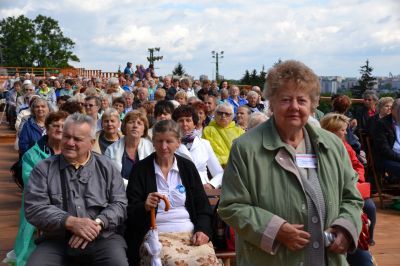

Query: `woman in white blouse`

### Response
(172, 105, 224, 189)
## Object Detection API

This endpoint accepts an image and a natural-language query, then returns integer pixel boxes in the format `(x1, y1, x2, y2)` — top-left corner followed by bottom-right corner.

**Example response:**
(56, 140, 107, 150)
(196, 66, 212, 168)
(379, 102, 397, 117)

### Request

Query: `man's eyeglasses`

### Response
(84, 104, 97, 108)
(216, 111, 232, 117)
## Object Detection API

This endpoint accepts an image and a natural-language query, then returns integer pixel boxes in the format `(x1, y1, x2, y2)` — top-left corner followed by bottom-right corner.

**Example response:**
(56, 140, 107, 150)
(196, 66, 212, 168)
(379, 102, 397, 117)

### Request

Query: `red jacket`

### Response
(343, 140, 370, 199)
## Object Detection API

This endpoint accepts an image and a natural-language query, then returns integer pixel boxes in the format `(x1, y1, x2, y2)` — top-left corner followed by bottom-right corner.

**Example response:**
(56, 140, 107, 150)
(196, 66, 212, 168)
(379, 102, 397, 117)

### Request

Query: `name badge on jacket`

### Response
(295, 154, 317, 168)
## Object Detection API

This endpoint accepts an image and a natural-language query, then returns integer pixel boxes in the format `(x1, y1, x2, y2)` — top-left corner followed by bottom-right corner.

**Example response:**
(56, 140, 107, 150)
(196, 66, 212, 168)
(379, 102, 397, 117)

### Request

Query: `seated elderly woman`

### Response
(236, 105, 251, 131)
(105, 110, 153, 186)
(19, 98, 51, 155)
(374, 98, 400, 181)
(172, 105, 224, 189)
(246, 90, 266, 113)
(219, 60, 363, 265)
(202, 103, 245, 166)
(125, 120, 218, 266)
(13, 111, 68, 266)
(320, 113, 376, 248)
(366, 96, 393, 138)
(355, 89, 379, 134)
(93, 108, 122, 154)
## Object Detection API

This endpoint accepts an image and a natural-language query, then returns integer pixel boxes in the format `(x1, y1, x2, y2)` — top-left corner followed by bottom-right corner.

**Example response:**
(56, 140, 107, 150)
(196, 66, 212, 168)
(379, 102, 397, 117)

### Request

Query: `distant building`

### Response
(320, 76, 342, 94)
(341, 78, 358, 90)
(199, 75, 208, 81)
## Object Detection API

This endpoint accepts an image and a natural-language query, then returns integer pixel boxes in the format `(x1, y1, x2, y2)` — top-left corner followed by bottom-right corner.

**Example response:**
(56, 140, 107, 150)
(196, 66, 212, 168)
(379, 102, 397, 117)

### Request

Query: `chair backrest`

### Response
(205, 188, 221, 207)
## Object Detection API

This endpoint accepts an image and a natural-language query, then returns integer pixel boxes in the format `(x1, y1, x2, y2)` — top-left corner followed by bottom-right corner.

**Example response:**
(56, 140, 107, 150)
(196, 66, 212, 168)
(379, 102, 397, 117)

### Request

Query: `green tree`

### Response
(258, 65, 267, 88)
(0, 15, 79, 68)
(0, 15, 36, 66)
(240, 70, 251, 85)
(358, 59, 377, 91)
(172, 62, 186, 76)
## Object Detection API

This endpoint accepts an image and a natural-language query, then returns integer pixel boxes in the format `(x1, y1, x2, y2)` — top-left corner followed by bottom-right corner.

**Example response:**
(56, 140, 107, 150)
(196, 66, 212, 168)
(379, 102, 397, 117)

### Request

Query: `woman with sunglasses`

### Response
(202, 102, 244, 167)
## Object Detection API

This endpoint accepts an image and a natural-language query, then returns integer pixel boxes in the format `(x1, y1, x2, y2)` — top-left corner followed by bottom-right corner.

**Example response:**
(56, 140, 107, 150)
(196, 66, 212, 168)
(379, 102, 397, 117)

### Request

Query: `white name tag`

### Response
(296, 154, 317, 168)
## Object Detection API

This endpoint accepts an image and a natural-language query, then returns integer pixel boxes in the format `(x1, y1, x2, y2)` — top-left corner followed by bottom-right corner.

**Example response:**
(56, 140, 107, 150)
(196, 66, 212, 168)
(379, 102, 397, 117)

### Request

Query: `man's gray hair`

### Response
(64, 113, 96, 139)
(108, 77, 119, 86)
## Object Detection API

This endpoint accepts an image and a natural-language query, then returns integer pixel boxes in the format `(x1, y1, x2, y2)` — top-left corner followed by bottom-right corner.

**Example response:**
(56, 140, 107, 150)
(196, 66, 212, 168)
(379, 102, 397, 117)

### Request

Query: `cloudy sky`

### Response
(1, 0, 400, 79)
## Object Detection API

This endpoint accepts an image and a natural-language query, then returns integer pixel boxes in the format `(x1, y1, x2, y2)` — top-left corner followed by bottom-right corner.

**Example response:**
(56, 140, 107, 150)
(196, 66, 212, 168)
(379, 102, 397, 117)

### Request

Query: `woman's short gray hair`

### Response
(30, 97, 51, 117)
(64, 112, 96, 139)
(263, 60, 320, 112)
(215, 103, 234, 118)
(248, 112, 269, 130)
(246, 90, 259, 98)
(108, 77, 119, 86)
(152, 119, 182, 141)
(101, 108, 120, 121)
(377, 97, 394, 113)
(362, 90, 379, 101)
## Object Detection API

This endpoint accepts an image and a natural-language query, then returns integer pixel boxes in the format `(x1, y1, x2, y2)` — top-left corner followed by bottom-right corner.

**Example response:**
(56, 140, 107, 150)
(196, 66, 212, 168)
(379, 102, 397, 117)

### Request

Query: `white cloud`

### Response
(1, 0, 400, 78)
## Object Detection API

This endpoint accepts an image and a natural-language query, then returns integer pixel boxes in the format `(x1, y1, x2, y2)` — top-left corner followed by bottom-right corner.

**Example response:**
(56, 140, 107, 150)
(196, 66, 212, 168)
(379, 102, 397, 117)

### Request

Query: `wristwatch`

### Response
(95, 218, 104, 229)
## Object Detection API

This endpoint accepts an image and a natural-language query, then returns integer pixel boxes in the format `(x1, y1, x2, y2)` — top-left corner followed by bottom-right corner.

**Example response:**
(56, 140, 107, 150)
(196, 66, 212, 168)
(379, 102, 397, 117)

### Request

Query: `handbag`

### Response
(212, 199, 235, 251)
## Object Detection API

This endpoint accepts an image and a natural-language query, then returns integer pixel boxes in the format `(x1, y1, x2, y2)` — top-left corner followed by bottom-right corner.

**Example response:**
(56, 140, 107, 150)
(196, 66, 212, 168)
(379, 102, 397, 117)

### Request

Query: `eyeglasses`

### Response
(84, 104, 97, 108)
(49, 123, 63, 129)
(216, 111, 232, 117)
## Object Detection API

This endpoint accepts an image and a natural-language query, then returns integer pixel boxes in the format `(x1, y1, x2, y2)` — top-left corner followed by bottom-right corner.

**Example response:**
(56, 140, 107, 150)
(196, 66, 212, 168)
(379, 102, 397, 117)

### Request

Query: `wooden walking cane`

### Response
(150, 195, 171, 229)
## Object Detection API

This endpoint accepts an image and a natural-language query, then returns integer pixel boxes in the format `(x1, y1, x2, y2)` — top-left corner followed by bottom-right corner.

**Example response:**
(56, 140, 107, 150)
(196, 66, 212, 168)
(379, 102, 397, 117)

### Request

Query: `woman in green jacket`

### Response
(219, 60, 363, 266)
(13, 111, 68, 266)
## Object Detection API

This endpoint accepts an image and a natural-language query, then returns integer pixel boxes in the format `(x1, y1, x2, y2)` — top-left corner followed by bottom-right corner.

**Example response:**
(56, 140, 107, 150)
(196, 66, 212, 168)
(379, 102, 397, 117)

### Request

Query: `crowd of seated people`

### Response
(1, 61, 396, 265)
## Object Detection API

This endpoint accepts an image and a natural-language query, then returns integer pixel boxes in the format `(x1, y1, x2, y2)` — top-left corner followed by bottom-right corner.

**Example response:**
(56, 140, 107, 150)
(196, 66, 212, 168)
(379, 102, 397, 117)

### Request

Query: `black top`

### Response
(125, 153, 213, 265)
(98, 131, 117, 154)
(374, 114, 400, 165)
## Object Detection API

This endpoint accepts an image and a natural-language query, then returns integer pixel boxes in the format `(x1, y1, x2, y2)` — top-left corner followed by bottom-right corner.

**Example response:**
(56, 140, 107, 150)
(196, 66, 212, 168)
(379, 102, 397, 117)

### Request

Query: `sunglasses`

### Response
(216, 111, 232, 117)
(84, 104, 97, 108)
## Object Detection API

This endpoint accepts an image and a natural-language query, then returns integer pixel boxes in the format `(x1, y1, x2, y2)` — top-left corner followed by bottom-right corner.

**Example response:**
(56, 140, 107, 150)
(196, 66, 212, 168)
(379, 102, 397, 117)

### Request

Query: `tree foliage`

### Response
(351, 59, 377, 98)
(0, 15, 79, 68)
(240, 65, 267, 88)
(172, 62, 186, 76)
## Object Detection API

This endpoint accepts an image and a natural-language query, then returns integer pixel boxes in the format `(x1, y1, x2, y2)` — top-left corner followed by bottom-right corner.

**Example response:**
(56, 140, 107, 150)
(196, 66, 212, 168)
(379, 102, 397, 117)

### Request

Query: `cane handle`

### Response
(150, 195, 170, 229)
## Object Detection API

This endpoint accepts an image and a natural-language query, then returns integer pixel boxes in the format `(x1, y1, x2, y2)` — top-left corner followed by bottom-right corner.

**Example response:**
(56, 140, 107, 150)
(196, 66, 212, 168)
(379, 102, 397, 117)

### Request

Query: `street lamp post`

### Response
(147, 47, 163, 67)
(211, 50, 224, 82)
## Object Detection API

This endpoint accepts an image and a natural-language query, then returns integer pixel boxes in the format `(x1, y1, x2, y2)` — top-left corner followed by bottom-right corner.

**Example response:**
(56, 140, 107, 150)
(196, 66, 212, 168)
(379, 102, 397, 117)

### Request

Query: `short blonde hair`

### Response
(264, 60, 320, 112)
(320, 113, 349, 133)
(174, 91, 187, 100)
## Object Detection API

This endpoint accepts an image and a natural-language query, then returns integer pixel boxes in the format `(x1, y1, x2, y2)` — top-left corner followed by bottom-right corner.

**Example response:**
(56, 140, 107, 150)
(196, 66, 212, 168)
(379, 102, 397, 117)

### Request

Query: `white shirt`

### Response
(154, 158, 194, 233)
(178, 137, 224, 188)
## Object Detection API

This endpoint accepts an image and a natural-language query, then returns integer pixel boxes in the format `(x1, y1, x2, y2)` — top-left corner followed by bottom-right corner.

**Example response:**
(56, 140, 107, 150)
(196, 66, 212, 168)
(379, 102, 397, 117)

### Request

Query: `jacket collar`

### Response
(261, 116, 331, 151)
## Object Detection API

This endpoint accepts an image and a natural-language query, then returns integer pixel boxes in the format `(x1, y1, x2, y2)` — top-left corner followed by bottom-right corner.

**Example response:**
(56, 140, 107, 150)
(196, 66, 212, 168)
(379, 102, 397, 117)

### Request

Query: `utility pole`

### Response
(147, 47, 163, 67)
(211, 50, 224, 82)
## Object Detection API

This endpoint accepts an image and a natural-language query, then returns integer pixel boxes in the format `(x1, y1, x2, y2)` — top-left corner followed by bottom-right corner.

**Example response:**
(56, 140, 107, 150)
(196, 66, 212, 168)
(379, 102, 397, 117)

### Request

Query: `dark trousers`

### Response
(363, 198, 376, 242)
(27, 234, 128, 266)
(383, 160, 400, 180)
(347, 248, 373, 266)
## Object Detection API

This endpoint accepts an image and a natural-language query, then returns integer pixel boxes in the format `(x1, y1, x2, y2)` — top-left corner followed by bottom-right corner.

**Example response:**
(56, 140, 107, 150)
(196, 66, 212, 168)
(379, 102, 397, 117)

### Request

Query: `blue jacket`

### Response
(227, 96, 247, 114)
(18, 117, 45, 155)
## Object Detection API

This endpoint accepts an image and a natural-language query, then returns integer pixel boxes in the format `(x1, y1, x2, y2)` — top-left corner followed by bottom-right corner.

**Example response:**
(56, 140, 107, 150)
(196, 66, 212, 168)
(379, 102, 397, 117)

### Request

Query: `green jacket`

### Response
(14, 137, 52, 266)
(219, 118, 363, 266)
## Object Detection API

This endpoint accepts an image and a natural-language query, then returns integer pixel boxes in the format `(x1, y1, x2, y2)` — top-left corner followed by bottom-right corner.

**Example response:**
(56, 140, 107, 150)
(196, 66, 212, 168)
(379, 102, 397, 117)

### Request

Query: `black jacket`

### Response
(125, 153, 213, 265)
(374, 114, 400, 165)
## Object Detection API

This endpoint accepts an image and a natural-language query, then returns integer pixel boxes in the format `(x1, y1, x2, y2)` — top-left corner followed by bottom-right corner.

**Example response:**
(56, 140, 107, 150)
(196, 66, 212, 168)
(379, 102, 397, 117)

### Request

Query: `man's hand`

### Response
(276, 223, 310, 251)
(327, 227, 351, 254)
(145, 192, 164, 212)
(65, 216, 100, 241)
(191, 231, 209, 246)
(69, 235, 90, 249)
